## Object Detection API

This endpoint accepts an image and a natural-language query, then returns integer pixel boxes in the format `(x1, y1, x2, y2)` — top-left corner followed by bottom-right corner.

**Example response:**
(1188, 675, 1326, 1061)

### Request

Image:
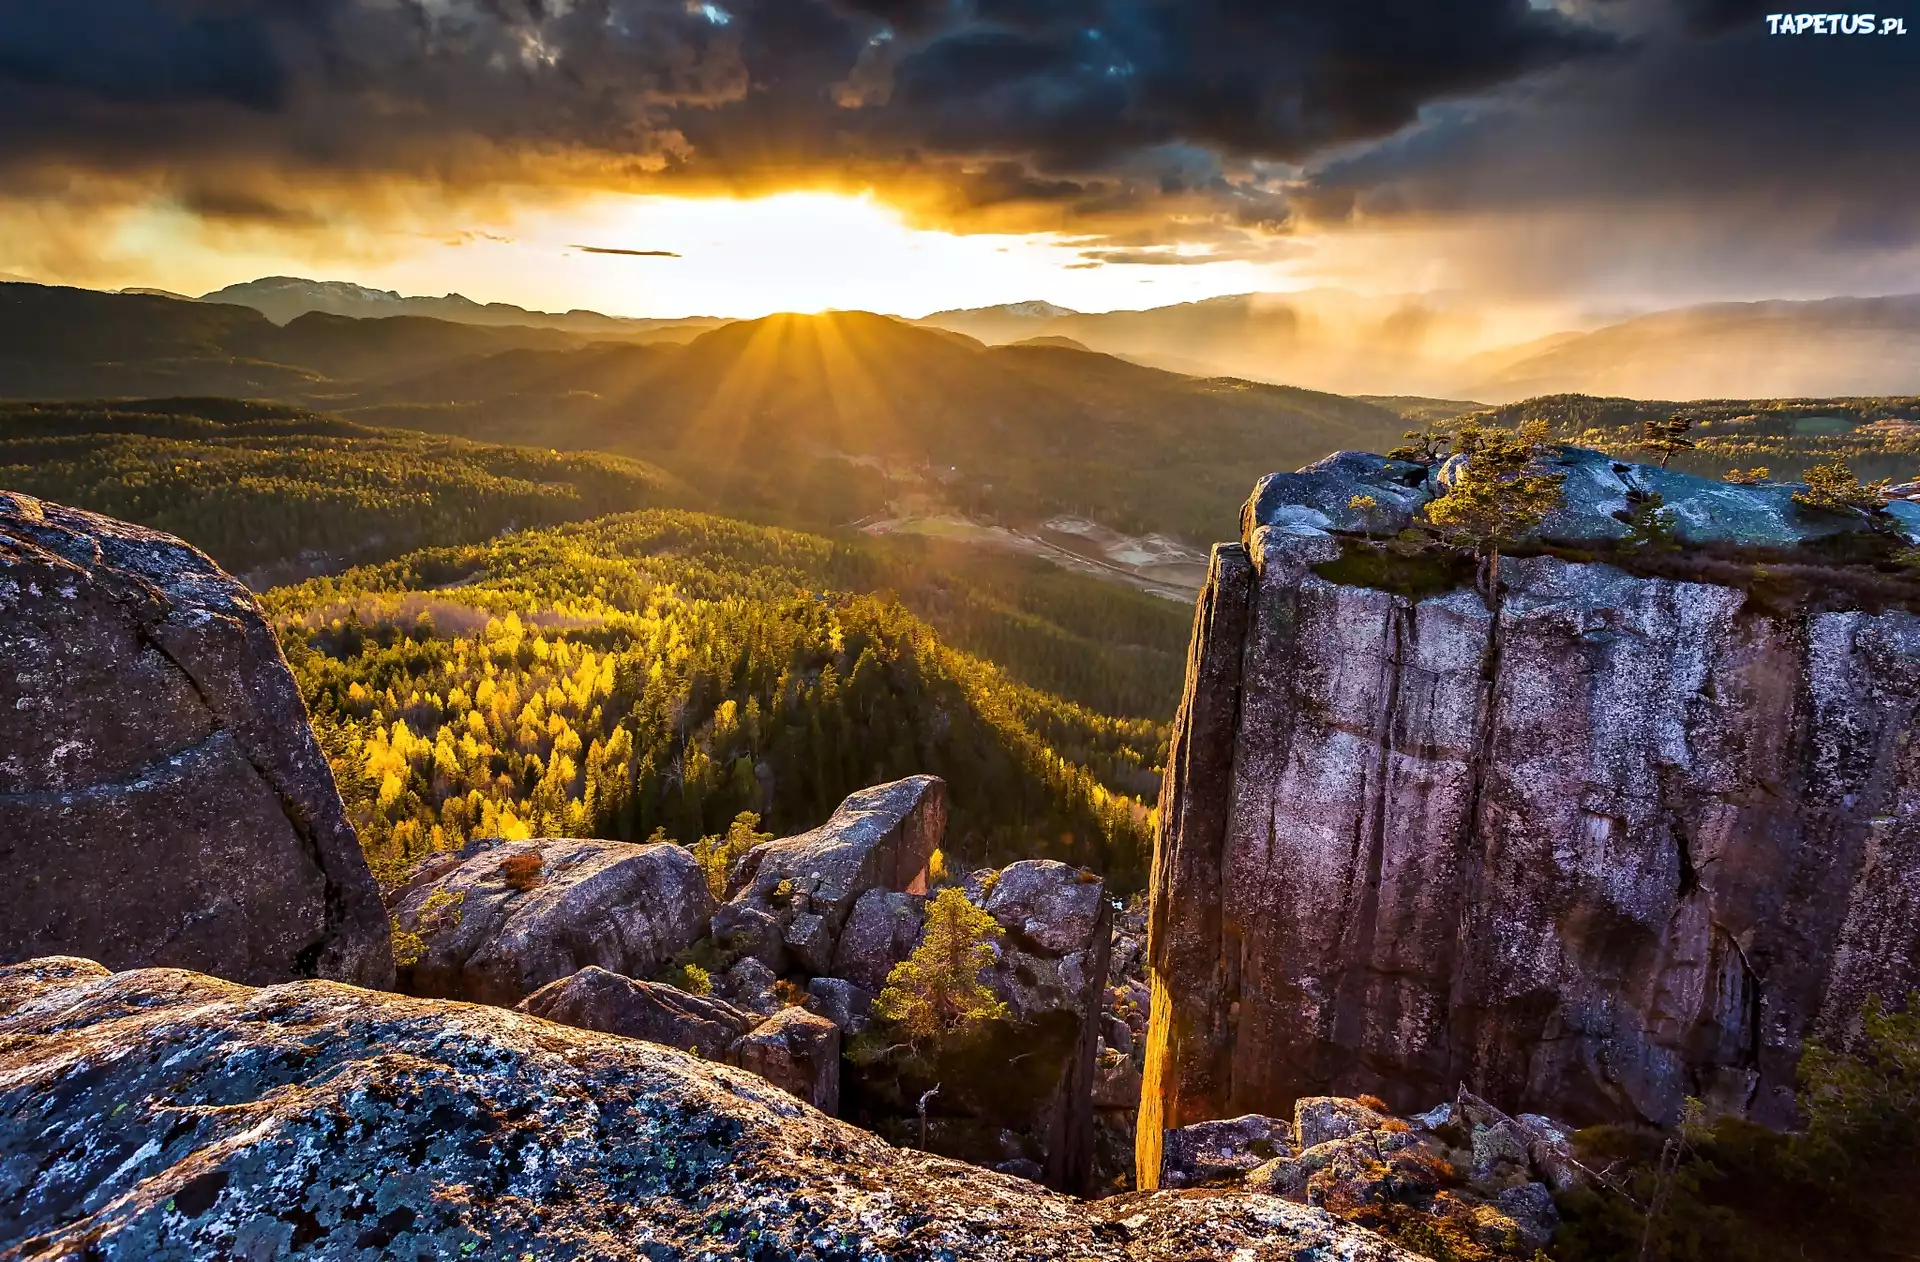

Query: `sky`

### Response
(1, 1, 1917, 321)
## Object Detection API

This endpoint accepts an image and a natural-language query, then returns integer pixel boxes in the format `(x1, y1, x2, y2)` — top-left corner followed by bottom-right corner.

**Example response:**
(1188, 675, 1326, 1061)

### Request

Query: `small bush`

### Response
(663, 961, 712, 996)
(1357, 1093, 1391, 1113)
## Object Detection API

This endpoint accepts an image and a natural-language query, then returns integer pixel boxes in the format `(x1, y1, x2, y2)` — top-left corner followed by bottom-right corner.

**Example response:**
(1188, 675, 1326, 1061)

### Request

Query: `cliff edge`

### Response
(1140, 447, 1920, 1186)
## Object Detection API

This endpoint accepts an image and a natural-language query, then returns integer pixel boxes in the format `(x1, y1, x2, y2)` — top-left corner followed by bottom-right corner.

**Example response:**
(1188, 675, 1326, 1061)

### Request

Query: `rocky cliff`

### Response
(1140, 448, 1920, 1186)
(0, 956, 1419, 1261)
(0, 492, 391, 987)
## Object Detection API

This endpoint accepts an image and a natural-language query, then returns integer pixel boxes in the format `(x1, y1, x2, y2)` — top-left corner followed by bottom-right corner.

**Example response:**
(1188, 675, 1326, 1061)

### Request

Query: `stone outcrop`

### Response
(832, 888, 926, 991)
(0, 492, 390, 988)
(727, 774, 945, 947)
(391, 837, 712, 1006)
(834, 858, 1114, 1196)
(1142, 447, 1920, 1185)
(0, 957, 1419, 1261)
(1158, 1087, 1584, 1260)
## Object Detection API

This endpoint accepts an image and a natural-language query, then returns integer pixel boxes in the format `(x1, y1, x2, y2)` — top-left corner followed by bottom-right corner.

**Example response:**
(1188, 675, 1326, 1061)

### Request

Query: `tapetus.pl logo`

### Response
(1765, 12, 1907, 32)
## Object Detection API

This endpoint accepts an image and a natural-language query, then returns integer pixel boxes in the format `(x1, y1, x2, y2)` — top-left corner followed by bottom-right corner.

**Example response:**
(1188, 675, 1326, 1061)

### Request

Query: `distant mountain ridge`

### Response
(1468, 294, 1920, 401)
(198, 275, 727, 338)
(920, 291, 1920, 401)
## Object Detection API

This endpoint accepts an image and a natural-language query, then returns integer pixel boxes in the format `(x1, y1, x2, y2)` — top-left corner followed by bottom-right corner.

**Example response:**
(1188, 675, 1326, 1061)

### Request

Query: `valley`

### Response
(5, 283, 1920, 1262)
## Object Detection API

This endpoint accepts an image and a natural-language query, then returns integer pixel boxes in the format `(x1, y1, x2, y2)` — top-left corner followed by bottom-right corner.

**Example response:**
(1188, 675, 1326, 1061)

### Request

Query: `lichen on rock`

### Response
(0, 956, 1421, 1261)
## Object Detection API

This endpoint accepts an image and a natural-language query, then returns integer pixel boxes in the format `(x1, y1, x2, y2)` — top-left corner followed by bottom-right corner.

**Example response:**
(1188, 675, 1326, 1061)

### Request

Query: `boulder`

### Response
(1160, 1114, 1294, 1188)
(0, 492, 390, 988)
(719, 955, 782, 1016)
(1093, 1055, 1144, 1109)
(391, 837, 712, 1007)
(782, 910, 836, 975)
(729, 775, 946, 937)
(1242, 452, 1433, 539)
(1295, 1096, 1389, 1151)
(1494, 1182, 1560, 1252)
(515, 966, 755, 1061)
(1249, 1127, 1423, 1204)
(732, 1005, 842, 1114)
(831, 888, 926, 992)
(709, 902, 785, 972)
(0, 957, 1422, 1261)
(804, 976, 875, 1033)
(982, 859, 1109, 954)
(1141, 456, 1920, 1180)
(1470, 1120, 1533, 1186)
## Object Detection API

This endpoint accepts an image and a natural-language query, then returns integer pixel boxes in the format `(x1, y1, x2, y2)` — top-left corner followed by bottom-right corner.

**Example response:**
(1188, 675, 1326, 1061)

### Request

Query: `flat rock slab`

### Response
(0, 492, 389, 988)
(0, 957, 1419, 1261)
(392, 837, 713, 1007)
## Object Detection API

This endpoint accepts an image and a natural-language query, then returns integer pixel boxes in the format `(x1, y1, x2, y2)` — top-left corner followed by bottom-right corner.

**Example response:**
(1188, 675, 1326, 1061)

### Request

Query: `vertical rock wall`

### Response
(1140, 518, 1920, 1186)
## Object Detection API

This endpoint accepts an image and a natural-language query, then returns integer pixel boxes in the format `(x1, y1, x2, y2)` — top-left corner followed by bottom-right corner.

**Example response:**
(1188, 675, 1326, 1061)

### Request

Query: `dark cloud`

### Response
(1297, 17, 1920, 255)
(0, 0, 1607, 234)
(571, 244, 682, 257)
(6, 0, 1908, 301)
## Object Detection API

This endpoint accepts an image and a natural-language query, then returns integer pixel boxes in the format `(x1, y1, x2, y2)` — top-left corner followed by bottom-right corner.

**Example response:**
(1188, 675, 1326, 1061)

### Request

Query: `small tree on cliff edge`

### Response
(868, 887, 1009, 1060)
(1422, 421, 1566, 602)
(1639, 414, 1696, 468)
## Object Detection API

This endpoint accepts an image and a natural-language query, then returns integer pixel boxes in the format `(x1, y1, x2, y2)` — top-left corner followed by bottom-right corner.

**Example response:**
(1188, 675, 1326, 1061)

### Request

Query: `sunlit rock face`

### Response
(1139, 450, 1920, 1187)
(0, 492, 391, 988)
(0, 957, 1421, 1262)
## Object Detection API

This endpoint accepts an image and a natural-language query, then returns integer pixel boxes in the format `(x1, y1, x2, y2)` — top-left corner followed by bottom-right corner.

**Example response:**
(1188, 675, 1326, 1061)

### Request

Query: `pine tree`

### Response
(870, 888, 1010, 1053)
(1639, 415, 1697, 468)
(1422, 422, 1567, 600)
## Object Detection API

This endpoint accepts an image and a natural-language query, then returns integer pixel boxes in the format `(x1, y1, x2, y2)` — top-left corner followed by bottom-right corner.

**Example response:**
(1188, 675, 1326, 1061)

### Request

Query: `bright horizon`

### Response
(1, 189, 1314, 323)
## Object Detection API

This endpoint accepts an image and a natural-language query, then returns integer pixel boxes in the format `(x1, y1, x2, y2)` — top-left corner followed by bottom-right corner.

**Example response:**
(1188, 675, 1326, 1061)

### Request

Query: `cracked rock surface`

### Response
(1142, 450, 1920, 1184)
(0, 957, 1418, 1261)
(0, 492, 390, 988)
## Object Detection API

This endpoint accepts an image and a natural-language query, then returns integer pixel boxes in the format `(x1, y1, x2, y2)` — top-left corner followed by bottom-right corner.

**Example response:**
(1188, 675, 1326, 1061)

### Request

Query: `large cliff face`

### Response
(1140, 450, 1920, 1186)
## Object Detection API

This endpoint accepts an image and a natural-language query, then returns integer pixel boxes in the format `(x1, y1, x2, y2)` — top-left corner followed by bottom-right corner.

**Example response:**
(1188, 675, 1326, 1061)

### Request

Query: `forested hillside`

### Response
(267, 512, 1165, 892)
(0, 399, 689, 580)
(0, 283, 1410, 544)
(0, 397, 1191, 718)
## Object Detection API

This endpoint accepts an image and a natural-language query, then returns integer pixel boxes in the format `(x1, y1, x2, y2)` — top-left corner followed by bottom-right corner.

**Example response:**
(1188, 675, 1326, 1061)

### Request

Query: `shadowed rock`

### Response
(733, 1005, 842, 1114)
(0, 957, 1420, 1261)
(831, 888, 926, 992)
(851, 859, 1112, 1196)
(391, 837, 712, 1007)
(516, 966, 755, 1061)
(0, 492, 390, 988)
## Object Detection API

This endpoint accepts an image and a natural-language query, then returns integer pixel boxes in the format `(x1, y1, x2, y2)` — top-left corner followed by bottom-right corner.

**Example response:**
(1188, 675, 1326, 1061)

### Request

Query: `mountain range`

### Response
(196, 276, 726, 340)
(0, 281, 1407, 544)
(73, 273, 1920, 401)
(919, 291, 1920, 401)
